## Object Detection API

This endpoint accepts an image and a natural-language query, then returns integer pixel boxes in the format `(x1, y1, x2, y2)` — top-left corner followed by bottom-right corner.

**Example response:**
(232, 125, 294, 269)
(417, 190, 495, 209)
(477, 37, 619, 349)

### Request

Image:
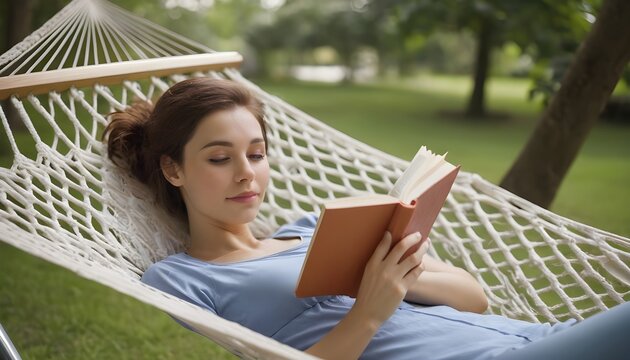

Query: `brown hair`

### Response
(103, 77, 267, 223)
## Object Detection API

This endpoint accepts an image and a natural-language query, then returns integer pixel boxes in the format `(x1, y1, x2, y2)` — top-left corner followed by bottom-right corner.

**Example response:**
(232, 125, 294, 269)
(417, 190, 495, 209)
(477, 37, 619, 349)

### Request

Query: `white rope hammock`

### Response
(0, 0, 628, 358)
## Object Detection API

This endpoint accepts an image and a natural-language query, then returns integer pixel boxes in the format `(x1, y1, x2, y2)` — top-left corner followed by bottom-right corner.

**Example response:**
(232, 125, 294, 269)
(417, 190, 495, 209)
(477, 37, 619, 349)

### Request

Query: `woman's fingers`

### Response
(384, 231, 423, 266)
(402, 263, 425, 287)
(354, 232, 431, 326)
(368, 231, 392, 266)
(399, 239, 430, 277)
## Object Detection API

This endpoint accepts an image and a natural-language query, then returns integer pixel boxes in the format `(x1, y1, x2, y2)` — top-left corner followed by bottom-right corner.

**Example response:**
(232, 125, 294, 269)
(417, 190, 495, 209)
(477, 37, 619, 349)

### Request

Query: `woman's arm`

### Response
(403, 249, 488, 313)
(303, 306, 381, 360)
(305, 231, 429, 360)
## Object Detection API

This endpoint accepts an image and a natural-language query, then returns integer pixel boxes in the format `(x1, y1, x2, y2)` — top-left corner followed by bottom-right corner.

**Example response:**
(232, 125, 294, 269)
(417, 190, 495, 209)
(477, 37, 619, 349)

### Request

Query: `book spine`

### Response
(387, 202, 417, 258)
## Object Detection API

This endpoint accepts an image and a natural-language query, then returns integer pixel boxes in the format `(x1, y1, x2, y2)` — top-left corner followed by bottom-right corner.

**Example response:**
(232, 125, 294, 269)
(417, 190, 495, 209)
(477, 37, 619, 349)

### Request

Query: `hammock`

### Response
(0, 0, 628, 358)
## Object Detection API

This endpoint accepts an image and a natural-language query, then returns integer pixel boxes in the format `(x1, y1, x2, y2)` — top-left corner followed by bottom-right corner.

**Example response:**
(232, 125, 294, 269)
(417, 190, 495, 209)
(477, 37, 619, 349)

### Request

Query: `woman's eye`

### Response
(208, 154, 264, 164)
(249, 154, 266, 160)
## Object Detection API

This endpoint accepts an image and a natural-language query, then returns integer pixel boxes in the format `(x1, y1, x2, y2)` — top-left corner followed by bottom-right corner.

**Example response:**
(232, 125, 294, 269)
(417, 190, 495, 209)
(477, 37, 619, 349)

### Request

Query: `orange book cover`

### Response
(295, 148, 460, 298)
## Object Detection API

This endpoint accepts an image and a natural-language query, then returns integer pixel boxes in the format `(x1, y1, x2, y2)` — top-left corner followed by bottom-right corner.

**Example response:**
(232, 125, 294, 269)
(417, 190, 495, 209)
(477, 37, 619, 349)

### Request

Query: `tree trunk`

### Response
(376, 46, 388, 78)
(500, 0, 630, 208)
(341, 49, 355, 84)
(253, 49, 271, 78)
(465, 17, 493, 118)
(396, 36, 413, 77)
(2, 0, 35, 131)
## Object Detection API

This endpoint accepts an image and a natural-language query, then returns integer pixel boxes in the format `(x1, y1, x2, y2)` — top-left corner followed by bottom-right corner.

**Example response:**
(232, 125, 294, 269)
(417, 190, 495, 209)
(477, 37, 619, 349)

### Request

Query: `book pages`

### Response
(402, 162, 457, 203)
(389, 146, 448, 203)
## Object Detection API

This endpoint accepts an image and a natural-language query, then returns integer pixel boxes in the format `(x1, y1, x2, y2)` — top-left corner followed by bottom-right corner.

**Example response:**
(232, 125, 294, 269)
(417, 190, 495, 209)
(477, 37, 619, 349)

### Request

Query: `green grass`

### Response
(0, 244, 236, 359)
(1, 74, 629, 358)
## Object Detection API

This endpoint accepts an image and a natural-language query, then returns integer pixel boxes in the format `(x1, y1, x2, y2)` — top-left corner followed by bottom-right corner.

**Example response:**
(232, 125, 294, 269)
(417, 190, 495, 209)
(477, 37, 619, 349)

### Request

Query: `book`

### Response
(295, 146, 460, 298)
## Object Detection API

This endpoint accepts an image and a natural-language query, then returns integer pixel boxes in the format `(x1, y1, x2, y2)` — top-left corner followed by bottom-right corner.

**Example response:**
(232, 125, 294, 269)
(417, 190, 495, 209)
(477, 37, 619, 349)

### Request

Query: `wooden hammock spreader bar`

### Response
(0, 52, 242, 100)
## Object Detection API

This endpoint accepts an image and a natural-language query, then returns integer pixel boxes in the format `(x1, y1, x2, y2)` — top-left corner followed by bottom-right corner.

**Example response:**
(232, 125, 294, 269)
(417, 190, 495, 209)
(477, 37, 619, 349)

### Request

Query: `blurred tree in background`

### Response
(1, 0, 605, 105)
(390, 0, 593, 118)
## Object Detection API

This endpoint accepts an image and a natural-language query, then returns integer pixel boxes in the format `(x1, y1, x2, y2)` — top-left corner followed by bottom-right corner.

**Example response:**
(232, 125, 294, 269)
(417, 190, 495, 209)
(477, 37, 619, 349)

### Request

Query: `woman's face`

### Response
(170, 106, 270, 226)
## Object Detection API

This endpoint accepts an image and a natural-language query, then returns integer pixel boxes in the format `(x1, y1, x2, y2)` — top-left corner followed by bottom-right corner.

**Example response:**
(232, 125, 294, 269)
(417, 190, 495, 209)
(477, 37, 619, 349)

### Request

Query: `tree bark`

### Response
(500, 0, 630, 208)
(2, 0, 35, 131)
(7, 1, 34, 46)
(465, 17, 493, 118)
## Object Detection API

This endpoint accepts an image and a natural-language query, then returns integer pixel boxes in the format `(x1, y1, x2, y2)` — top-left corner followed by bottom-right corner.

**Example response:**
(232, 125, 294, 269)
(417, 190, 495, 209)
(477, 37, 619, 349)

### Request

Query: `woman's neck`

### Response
(186, 217, 260, 261)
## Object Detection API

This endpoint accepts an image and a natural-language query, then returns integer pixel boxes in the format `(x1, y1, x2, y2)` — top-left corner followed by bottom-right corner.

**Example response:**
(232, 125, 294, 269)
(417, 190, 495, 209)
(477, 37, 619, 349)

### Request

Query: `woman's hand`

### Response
(351, 231, 430, 327)
(305, 232, 430, 359)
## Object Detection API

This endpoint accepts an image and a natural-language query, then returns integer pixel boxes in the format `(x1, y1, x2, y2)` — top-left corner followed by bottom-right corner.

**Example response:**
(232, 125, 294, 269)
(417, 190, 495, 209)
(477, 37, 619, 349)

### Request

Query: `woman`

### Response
(104, 77, 629, 360)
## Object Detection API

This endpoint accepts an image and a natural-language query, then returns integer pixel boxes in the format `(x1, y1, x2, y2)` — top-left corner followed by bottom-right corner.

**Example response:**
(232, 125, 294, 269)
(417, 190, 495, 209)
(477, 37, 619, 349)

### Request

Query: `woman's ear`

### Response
(160, 155, 184, 187)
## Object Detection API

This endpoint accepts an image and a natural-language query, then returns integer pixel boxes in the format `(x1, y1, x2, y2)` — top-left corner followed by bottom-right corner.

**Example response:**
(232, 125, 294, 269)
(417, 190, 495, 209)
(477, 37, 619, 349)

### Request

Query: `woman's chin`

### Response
(229, 207, 261, 224)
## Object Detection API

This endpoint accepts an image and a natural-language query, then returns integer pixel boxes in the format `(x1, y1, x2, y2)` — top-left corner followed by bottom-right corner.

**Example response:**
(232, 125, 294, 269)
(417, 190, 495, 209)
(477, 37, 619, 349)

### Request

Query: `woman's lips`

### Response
(227, 193, 258, 203)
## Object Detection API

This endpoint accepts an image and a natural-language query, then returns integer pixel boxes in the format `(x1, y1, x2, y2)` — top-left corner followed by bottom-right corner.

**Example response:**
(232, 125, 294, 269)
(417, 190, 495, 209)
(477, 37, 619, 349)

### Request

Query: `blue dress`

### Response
(142, 213, 577, 360)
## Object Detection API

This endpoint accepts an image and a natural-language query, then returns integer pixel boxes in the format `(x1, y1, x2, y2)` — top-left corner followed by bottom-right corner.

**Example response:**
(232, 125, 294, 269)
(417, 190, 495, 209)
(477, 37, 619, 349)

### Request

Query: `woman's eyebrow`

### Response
(200, 138, 265, 150)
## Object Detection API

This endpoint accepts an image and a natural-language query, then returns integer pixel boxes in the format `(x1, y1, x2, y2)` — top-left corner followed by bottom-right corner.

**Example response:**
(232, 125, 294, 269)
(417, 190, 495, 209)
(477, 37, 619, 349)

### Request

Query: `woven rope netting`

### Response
(0, 0, 629, 358)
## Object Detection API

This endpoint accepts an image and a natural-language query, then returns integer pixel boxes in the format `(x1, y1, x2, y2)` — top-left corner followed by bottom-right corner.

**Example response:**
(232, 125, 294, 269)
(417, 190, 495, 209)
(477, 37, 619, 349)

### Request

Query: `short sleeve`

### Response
(142, 258, 218, 330)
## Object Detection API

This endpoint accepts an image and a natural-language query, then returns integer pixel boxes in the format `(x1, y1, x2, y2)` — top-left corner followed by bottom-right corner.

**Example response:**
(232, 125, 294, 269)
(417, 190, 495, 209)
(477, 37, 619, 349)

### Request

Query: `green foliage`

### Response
(414, 31, 475, 74)
(246, 0, 401, 78)
(111, 0, 263, 52)
(395, 0, 591, 54)
(393, 0, 596, 111)
(527, 55, 573, 106)
(529, 57, 630, 107)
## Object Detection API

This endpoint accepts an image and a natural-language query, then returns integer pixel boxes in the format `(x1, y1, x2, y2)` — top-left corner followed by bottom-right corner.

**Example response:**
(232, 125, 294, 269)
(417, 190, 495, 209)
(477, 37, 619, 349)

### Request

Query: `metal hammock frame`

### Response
(0, 0, 628, 358)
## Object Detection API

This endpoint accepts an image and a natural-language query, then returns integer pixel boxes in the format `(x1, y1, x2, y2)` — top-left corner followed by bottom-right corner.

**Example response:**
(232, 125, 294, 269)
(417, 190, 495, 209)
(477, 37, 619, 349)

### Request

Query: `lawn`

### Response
(1, 74, 629, 359)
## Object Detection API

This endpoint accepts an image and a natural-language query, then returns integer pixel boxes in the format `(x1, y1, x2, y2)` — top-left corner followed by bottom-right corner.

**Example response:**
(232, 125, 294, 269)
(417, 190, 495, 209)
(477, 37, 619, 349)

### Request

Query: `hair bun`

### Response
(103, 100, 154, 182)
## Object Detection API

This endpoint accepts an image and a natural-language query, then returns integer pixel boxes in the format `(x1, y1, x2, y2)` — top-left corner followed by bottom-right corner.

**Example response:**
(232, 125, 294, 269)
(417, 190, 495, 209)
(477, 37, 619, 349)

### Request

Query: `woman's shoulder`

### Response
(141, 253, 219, 315)
(271, 212, 320, 239)
(141, 253, 205, 288)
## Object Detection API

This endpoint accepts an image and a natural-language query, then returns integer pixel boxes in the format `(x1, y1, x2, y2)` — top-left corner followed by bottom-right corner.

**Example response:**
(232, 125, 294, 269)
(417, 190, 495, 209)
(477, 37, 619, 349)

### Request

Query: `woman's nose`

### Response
(235, 156, 255, 183)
